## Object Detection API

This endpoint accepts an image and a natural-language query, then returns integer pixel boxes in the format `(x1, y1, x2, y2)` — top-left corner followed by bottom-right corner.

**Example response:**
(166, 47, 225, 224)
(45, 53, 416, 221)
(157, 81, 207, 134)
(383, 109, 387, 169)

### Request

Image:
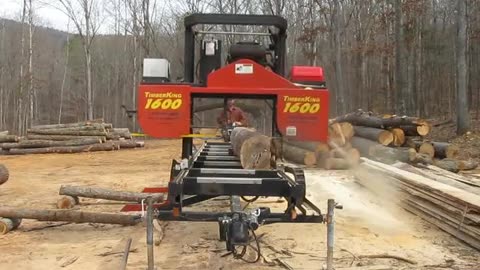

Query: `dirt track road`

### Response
(0, 139, 478, 269)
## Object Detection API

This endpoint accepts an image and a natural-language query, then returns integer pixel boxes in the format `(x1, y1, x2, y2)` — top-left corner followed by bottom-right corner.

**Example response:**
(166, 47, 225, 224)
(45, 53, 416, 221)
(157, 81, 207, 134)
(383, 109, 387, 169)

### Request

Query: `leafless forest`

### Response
(0, 0, 478, 135)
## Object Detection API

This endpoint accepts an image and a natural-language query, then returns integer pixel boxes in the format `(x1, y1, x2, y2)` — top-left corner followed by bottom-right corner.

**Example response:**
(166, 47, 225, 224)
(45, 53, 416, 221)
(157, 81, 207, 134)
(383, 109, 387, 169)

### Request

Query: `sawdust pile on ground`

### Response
(0, 139, 479, 269)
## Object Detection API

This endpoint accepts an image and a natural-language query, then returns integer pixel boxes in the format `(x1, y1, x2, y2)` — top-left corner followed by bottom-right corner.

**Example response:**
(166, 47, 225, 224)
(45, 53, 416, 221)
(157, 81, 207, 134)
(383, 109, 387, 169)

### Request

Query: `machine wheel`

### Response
(0, 164, 9, 185)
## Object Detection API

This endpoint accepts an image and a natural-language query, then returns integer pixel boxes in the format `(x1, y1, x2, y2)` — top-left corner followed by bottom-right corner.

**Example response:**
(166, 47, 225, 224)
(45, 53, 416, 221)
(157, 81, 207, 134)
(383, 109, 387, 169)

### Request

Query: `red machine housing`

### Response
(138, 59, 329, 142)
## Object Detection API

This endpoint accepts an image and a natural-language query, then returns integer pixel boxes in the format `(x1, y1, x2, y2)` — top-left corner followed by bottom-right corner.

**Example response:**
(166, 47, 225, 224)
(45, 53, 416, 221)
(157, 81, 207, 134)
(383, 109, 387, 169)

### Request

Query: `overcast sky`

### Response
(0, 0, 72, 32)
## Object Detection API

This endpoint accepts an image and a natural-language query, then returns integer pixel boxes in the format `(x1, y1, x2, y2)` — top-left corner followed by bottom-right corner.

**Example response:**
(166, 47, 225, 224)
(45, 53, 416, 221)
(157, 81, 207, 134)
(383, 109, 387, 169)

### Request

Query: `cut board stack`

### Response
(330, 109, 478, 172)
(355, 158, 480, 250)
(0, 119, 144, 155)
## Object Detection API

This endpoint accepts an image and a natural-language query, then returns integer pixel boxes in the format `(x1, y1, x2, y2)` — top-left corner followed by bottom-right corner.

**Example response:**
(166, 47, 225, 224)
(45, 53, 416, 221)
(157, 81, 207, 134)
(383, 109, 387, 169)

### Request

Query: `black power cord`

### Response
(230, 225, 261, 263)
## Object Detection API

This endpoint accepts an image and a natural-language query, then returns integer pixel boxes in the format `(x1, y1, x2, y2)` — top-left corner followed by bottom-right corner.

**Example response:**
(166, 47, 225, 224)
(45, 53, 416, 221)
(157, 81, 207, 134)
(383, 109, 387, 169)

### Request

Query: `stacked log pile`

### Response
(355, 158, 480, 250)
(264, 122, 361, 169)
(330, 110, 478, 172)
(0, 120, 143, 155)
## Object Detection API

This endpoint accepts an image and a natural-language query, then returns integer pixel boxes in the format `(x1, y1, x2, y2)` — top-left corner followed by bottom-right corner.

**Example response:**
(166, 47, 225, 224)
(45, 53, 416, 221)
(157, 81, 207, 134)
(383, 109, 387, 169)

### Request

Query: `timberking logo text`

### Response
(144, 91, 183, 110)
(282, 95, 321, 114)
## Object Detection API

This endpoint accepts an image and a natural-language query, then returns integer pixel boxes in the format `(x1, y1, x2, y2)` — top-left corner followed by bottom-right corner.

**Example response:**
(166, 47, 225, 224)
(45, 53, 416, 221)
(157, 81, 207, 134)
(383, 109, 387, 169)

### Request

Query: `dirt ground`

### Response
(0, 139, 479, 270)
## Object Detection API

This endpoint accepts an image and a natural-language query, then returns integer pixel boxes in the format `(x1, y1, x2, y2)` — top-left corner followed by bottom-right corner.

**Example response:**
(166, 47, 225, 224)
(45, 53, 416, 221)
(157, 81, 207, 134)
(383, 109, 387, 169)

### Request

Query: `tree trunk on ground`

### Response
(0, 207, 141, 225)
(27, 129, 107, 136)
(329, 123, 346, 146)
(332, 111, 430, 135)
(432, 142, 459, 159)
(32, 122, 111, 130)
(350, 136, 379, 158)
(398, 125, 429, 136)
(281, 143, 316, 166)
(369, 145, 416, 164)
(458, 160, 479, 171)
(353, 126, 394, 145)
(111, 128, 132, 139)
(419, 142, 435, 158)
(6, 142, 117, 155)
(59, 185, 164, 203)
(433, 159, 460, 173)
(112, 140, 138, 149)
(0, 135, 19, 143)
(26, 135, 107, 142)
(340, 122, 354, 140)
(1, 138, 102, 149)
(0, 217, 22, 234)
(390, 128, 406, 146)
(230, 127, 271, 169)
(325, 157, 351, 170)
(0, 164, 9, 185)
(282, 138, 329, 153)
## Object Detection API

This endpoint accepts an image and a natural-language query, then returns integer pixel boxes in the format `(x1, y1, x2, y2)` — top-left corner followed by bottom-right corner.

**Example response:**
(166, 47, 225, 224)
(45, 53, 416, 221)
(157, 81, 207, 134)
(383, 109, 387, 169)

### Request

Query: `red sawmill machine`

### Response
(122, 13, 342, 266)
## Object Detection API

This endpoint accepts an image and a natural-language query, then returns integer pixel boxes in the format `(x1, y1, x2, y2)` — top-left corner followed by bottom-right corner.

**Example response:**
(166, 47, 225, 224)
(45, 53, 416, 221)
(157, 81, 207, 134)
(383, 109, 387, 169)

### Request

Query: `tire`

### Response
(0, 164, 9, 185)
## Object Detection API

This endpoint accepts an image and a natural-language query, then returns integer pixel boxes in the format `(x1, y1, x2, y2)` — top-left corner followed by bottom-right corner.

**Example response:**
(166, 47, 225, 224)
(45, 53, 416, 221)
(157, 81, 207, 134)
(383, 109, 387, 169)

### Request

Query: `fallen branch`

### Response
(357, 253, 417, 265)
(60, 256, 79, 268)
(0, 207, 142, 225)
(24, 222, 72, 232)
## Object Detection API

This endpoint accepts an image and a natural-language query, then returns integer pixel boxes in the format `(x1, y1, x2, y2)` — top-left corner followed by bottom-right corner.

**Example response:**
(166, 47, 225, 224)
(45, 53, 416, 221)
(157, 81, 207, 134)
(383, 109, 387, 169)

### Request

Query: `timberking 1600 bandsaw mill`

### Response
(122, 13, 342, 266)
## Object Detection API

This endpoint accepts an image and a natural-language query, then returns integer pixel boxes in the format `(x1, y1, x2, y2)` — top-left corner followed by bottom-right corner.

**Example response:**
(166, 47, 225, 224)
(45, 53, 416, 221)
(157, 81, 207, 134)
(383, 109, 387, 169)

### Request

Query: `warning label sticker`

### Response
(235, 64, 253, 74)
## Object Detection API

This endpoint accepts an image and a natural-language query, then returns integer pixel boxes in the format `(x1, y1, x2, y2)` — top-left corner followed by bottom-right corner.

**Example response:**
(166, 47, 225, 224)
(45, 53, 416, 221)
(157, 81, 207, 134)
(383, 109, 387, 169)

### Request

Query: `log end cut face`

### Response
(0, 164, 9, 185)
(240, 135, 272, 169)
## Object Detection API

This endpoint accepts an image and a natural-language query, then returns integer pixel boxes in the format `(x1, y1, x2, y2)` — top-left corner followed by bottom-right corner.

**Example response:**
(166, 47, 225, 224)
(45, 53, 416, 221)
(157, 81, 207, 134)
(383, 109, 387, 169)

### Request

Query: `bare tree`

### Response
(28, 0, 36, 126)
(456, 0, 470, 134)
(55, 0, 101, 120)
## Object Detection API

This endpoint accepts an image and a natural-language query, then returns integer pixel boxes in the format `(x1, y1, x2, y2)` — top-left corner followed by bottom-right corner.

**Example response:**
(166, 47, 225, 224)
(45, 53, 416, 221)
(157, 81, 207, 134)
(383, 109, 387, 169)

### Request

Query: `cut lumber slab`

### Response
(59, 185, 164, 203)
(361, 158, 480, 212)
(353, 126, 393, 146)
(0, 135, 19, 143)
(0, 164, 9, 185)
(26, 134, 107, 142)
(1, 138, 102, 149)
(403, 201, 480, 250)
(0, 207, 142, 225)
(422, 164, 480, 187)
(432, 142, 459, 159)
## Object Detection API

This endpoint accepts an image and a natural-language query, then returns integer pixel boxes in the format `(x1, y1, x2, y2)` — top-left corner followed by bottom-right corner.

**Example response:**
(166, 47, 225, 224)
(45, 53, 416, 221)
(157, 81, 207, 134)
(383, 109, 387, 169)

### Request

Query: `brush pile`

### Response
(0, 120, 143, 155)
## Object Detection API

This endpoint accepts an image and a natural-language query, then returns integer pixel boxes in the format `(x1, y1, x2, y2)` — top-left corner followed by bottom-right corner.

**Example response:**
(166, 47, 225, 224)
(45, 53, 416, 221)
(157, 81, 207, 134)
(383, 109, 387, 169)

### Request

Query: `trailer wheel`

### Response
(0, 164, 9, 185)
